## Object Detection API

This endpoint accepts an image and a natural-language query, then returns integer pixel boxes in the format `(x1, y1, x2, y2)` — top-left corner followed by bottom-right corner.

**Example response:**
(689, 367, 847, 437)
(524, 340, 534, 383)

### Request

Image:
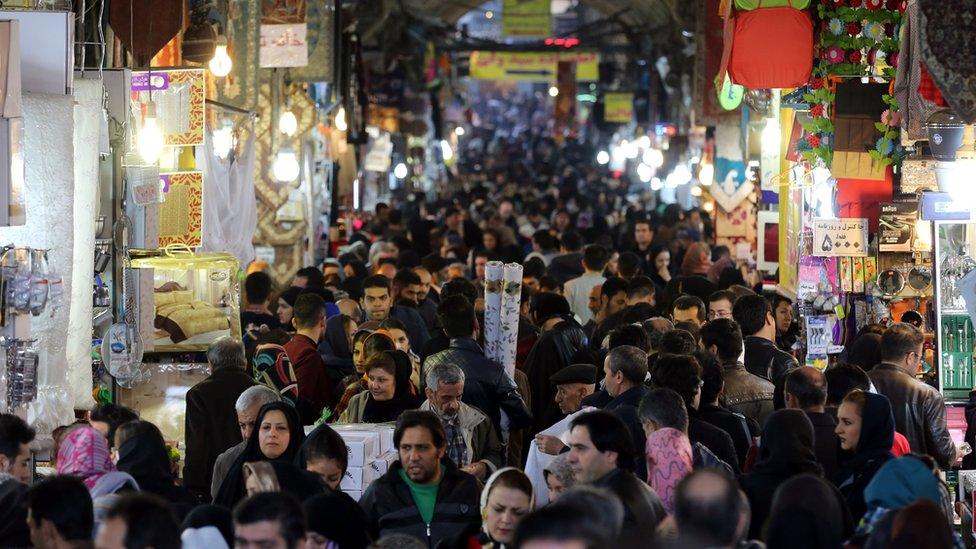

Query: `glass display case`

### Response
(934, 221, 976, 402)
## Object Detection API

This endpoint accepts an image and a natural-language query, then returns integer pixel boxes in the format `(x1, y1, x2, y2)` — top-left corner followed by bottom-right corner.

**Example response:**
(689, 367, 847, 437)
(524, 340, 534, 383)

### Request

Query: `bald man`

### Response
(784, 367, 839, 479)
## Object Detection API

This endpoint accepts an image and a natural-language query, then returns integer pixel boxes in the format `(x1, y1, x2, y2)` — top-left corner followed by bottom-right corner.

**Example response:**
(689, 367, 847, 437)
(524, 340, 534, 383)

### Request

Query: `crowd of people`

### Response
(0, 93, 970, 549)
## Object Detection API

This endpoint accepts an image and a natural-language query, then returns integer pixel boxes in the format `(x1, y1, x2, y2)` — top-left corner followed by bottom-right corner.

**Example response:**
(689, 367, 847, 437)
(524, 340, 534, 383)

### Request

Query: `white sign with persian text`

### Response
(813, 218, 868, 257)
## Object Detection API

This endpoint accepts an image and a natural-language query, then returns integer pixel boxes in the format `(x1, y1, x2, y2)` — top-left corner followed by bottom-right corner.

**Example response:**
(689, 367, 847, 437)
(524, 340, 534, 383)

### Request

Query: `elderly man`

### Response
(210, 385, 281, 499)
(184, 337, 256, 500)
(534, 364, 598, 455)
(419, 363, 502, 481)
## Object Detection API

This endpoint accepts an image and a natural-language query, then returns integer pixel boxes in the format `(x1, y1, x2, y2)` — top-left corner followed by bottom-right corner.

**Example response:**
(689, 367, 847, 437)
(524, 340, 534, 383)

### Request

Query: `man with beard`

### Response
(360, 411, 481, 547)
(418, 363, 502, 481)
(393, 269, 436, 331)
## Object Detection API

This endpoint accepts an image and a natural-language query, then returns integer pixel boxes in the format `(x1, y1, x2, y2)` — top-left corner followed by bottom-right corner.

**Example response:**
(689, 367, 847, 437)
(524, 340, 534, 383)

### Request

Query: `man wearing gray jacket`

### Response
(419, 363, 503, 482)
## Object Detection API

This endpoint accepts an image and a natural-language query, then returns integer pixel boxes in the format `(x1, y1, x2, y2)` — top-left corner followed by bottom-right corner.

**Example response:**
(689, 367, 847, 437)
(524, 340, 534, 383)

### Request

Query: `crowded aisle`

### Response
(2, 0, 976, 548)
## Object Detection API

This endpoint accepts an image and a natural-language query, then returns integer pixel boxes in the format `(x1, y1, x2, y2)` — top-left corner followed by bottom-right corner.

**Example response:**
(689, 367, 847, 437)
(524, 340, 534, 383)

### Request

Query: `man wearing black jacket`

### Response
(360, 411, 481, 547)
(567, 411, 665, 546)
(652, 354, 741, 474)
(733, 294, 799, 409)
(784, 367, 841, 479)
(422, 295, 532, 434)
(601, 345, 651, 478)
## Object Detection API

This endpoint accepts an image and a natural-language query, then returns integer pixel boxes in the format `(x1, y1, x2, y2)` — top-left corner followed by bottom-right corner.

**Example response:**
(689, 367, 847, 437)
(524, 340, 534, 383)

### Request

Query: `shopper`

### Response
(336, 331, 397, 420)
(210, 385, 281, 500)
(645, 426, 694, 515)
(598, 345, 651, 477)
(832, 389, 896, 522)
(732, 294, 799, 409)
(695, 350, 759, 469)
(638, 387, 734, 476)
(233, 492, 306, 549)
(543, 454, 575, 501)
(88, 404, 139, 450)
(340, 350, 420, 424)
(0, 413, 34, 545)
(56, 426, 138, 517)
(462, 468, 534, 548)
(303, 491, 373, 549)
(423, 295, 531, 434)
(25, 475, 95, 549)
(242, 271, 280, 333)
(672, 295, 706, 327)
(738, 409, 823, 539)
(651, 354, 740, 473)
(114, 420, 195, 516)
(567, 410, 665, 545)
(564, 244, 609, 326)
(213, 402, 307, 508)
(95, 493, 181, 549)
(672, 470, 751, 548)
(184, 337, 256, 499)
(699, 318, 774, 426)
(783, 367, 841, 480)
(419, 363, 503, 481)
(764, 474, 854, 549)
(359, 411, 481, 546)
(868, 322, 956, 468)
(299, 423, 348, 491)
(283, 292, 334, 423)
(361, 275, 430, 351)
(707, 290, 736, 321)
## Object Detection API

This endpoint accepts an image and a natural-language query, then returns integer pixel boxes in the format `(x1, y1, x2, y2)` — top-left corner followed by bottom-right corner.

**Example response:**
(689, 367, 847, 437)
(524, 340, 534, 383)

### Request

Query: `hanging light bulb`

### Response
(279, 109, 298, 137)
(596, 150, 610, 165)
(335, 106, 347, 131)
(650, 177, 664, 191)
(644, 148, 664, 168)
(440, 139, 454, 161)
(209, 36, 233, 78)
(273, 146, 300, 182)
(636, 163, 653, 183)
(454, 126, 465, 136)
(393, 162, 408, 179)
(138, 100, 165, 164)
(548, 86, 559, 97)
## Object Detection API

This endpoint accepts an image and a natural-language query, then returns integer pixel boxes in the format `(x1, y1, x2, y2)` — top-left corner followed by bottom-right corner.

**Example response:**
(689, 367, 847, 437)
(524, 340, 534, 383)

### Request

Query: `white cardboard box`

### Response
(368, 451, 399, 476)
(0, 11, 72, 95)
(341, 432, 379, 468)
(340, 465, 380, 491)
(334, 423, 395, 454)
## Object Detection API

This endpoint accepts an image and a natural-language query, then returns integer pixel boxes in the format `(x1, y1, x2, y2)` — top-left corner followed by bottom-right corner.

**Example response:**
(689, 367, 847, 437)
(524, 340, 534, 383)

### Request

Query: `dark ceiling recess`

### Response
(109, 0, 186, 66)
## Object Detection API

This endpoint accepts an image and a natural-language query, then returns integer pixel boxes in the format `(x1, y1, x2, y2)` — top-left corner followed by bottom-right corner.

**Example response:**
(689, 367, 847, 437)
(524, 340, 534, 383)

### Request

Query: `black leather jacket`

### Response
(743, 336, 798, 382)
(868, 363, 956, 469)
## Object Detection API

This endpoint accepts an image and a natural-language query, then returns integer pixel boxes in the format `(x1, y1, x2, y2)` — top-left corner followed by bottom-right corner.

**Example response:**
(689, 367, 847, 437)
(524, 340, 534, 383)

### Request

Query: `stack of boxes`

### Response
(332, 424, 399, 501)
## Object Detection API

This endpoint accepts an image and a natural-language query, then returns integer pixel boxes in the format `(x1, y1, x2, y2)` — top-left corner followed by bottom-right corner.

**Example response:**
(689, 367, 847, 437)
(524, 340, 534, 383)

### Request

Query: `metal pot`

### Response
(926, 110, 966, 161)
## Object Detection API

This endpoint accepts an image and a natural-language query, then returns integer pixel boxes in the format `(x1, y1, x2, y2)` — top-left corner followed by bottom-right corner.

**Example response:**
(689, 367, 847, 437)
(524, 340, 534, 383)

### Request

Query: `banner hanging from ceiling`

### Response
(604, 92, 634, 123)
(469, 51, 599, 81)
(502, 0, 551, 37)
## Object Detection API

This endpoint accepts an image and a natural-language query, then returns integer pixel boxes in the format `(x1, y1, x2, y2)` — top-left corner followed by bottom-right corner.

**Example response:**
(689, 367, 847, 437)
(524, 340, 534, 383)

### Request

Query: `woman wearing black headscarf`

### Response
(114, 420, 195, 518)
(738, 409, 823, 539)
(765, 474, 855, 549)
(847, 333, 883, 371)
(213, 402, 307, 508)
(339, 350, 419, 423)
(832, 389, 895, 523)
(303, 491, 373, 549)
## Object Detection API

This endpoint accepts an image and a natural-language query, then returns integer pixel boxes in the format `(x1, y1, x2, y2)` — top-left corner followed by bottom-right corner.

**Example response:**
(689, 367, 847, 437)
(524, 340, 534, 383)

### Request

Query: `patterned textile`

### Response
(894, 0, 949, 142)
(56, 427, 115, 490)
(253, 344, 300, 406)
(333, 377, 367, 420)
(645, 428, 694, 515)
(444, 415, 469, 467)
(919, 0, 976, 122)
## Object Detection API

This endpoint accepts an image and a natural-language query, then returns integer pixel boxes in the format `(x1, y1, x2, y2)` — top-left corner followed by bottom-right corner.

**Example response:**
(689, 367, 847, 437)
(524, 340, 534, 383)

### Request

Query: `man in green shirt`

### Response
(360, 410, 481, 547)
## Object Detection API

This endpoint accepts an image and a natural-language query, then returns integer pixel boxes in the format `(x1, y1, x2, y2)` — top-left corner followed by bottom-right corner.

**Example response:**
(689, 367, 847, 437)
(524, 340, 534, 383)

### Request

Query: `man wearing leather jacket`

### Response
(733, 295, 798, 410)
(869, 322, 956, 469)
